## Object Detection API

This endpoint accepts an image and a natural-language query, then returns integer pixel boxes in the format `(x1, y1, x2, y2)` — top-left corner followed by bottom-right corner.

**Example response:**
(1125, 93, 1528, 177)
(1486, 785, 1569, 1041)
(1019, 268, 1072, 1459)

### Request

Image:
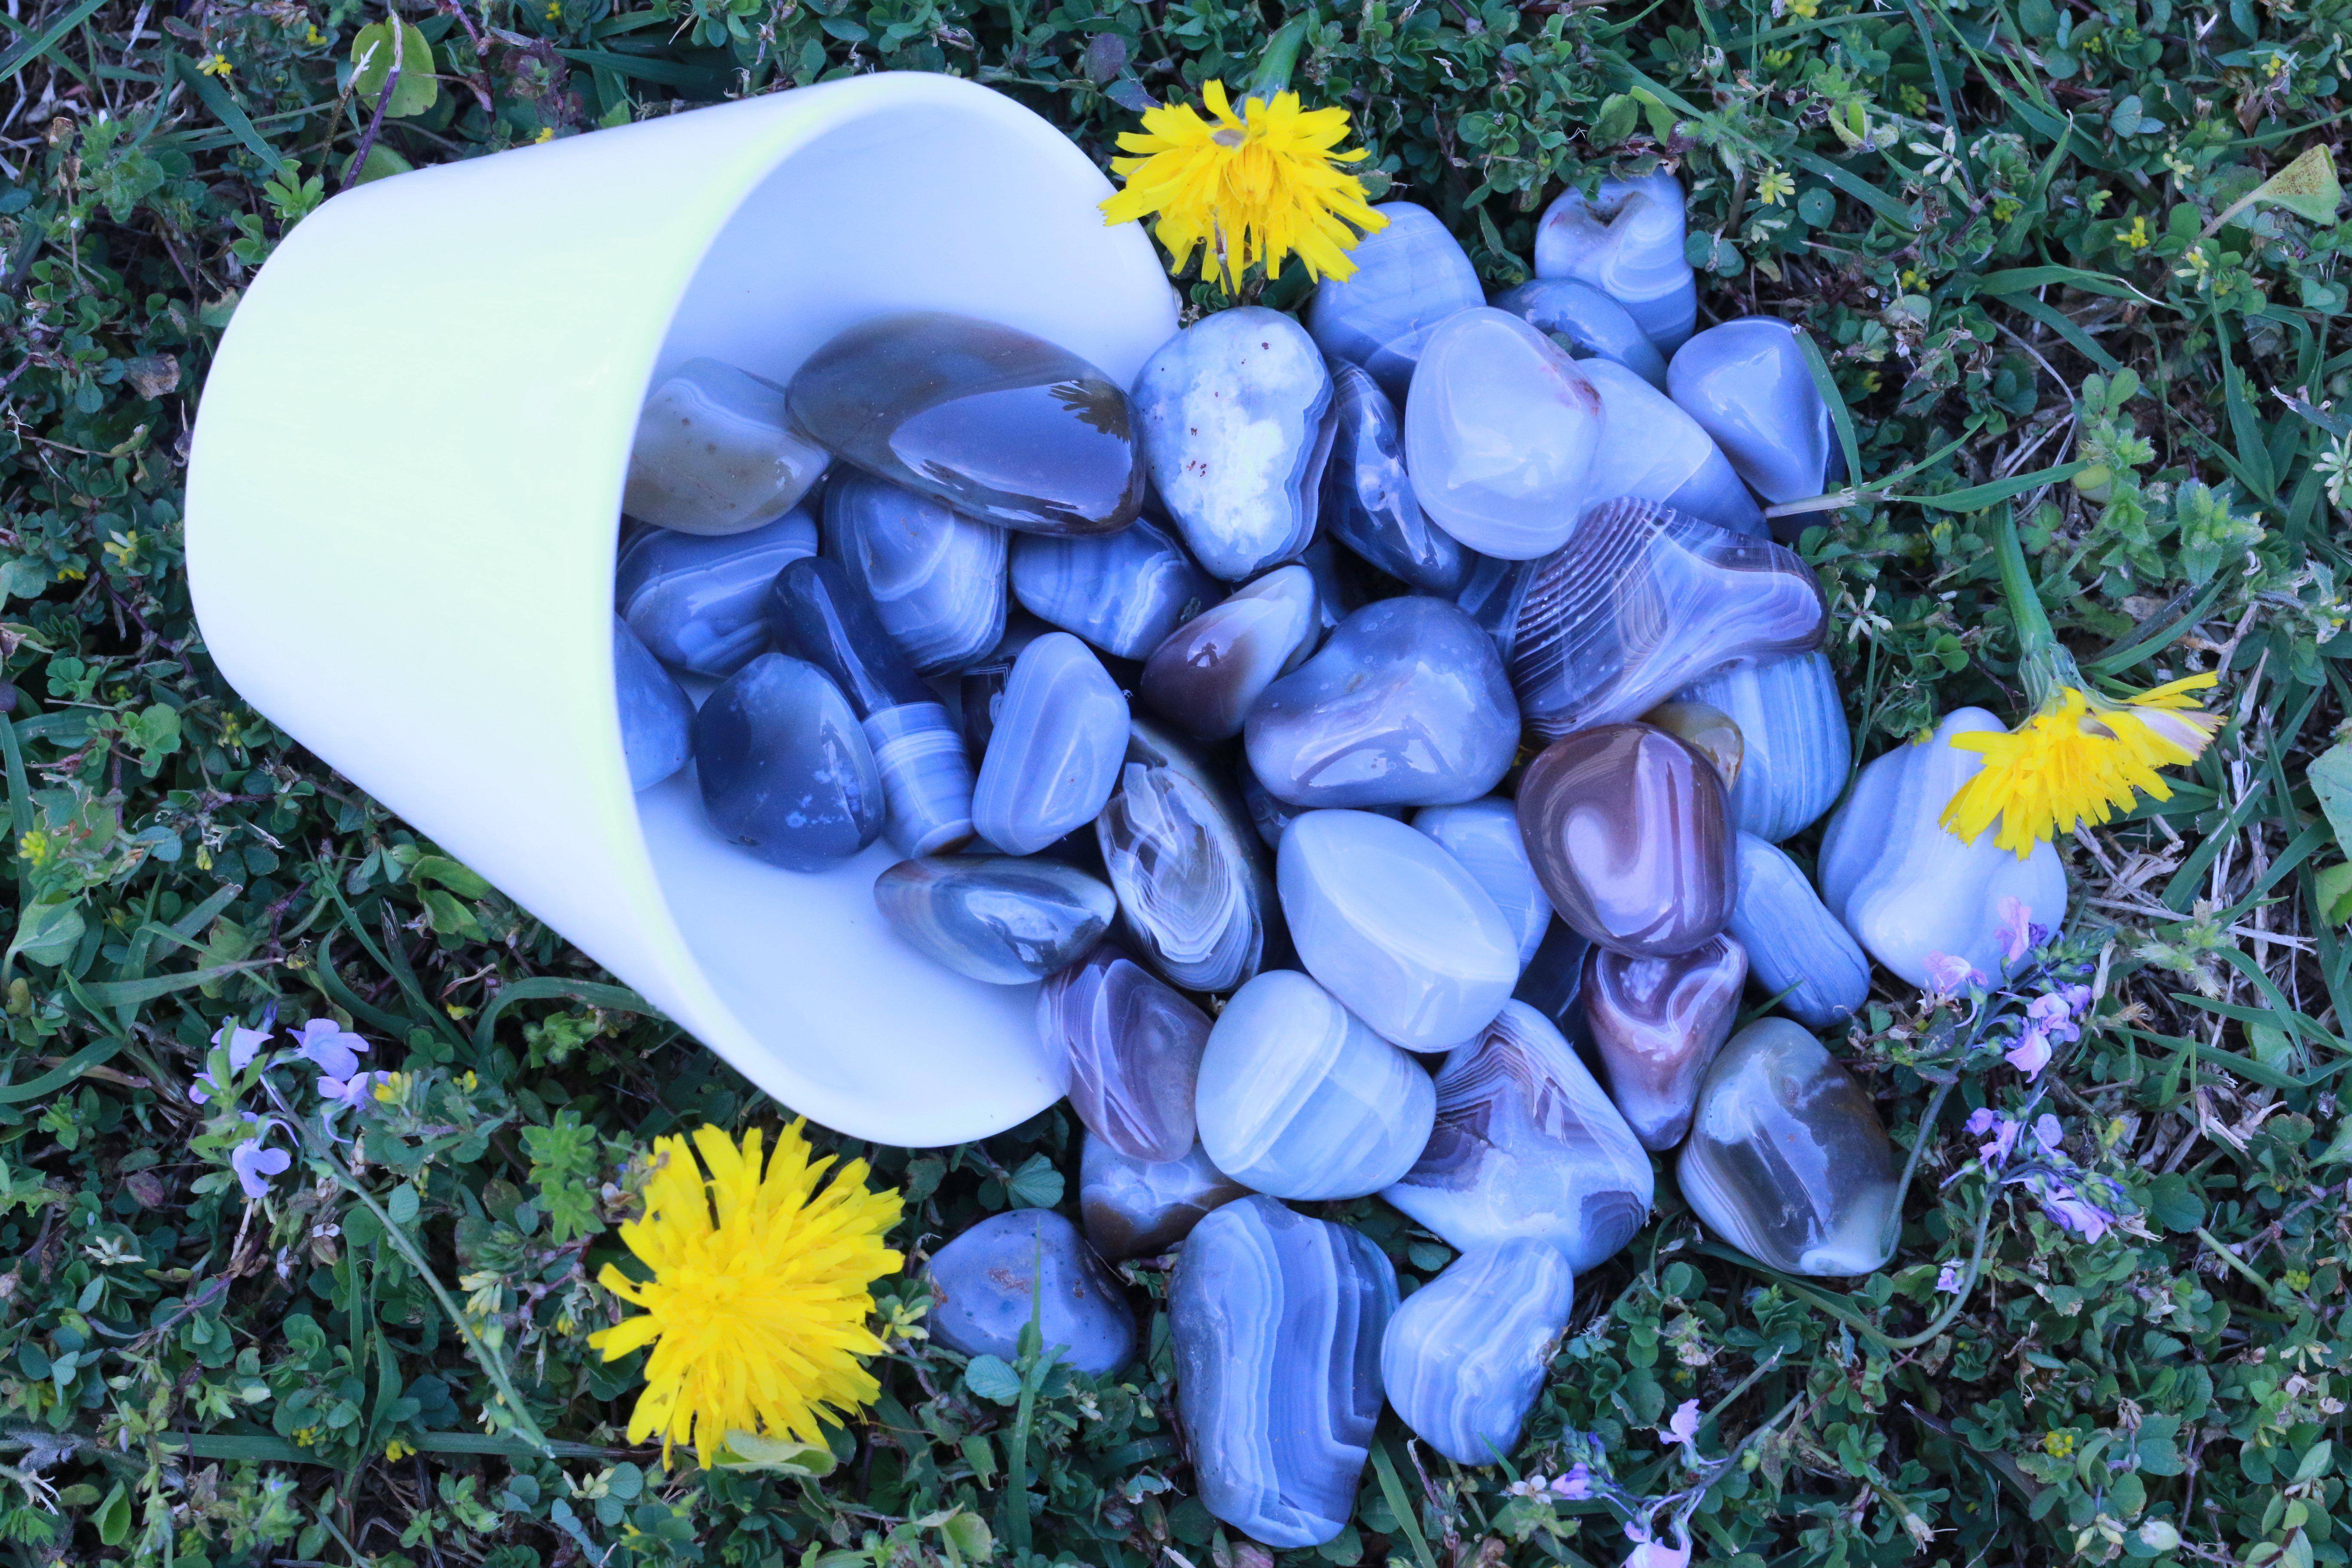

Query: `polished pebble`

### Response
(1580, 358, 1765, 538)
(1239, 759, 1402, 851)
(972, 632, 1130, 855)
(1382, 1000, 1653, 1271)
(1244, 597, 1519, 809)
(785, 311, 1143, 536)
(1041, 945, 1212, 1163)
(1279, 810, 1520, 1052)
(1320, 363, 1470, 594)
(768, 557, 973, 855)
(1381, 1240, 1574, 1466)
(1011, 512, 1221, 659)
(1507, 498, 1827, 740)
(1304, 202, 1485, 401)
(1140, 564, 1319, 740)
(958, 614, 1054, 762)
(1678, 652, 1850, 843)
(692, 652, 883, 870)
(1668, 316, 1839, 504)
(1513, 921, 1596, 1048)
(1642, 699, 1744, 789)
(624, 358, 829, 534)
(1679, 1020, 1899, 1275)
(1195, 970, 1438, 1200)
(1517, 724, 1735, 958)
(1097, 717, 1277, 993)
(1583, 935, 1747, 1150)
(1533, 172, 1697, 352)
(614, 615, 692, 790)
(1488, 277, 1669, 388)
(1172, 1196, 1397, 1549)
(872, 854, 1113, 985)
(1413, 799, 1553, 969)
(1729, 833, 1871, 1028)
(616, 505, 815, 677)
(1080, 1133, 1250, 1261)
(1134, 308, 1333, 581)
(925, 1209, 1137, 1375)
(822, 470, 1006, 676)
(1817, 708, 2068, 989)
(1403, 308, 1605, 560)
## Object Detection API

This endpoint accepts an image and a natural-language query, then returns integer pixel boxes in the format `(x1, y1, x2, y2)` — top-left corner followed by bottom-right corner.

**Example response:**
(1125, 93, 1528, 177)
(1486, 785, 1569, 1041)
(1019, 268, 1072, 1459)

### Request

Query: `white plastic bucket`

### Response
(185, 73, 1181, 1147)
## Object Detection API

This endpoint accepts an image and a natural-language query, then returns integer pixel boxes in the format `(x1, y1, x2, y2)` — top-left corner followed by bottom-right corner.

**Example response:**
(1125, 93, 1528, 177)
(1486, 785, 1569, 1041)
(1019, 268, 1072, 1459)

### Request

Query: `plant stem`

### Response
(1246, 11, 1314, 100)
(1992, 507, 2070, 708)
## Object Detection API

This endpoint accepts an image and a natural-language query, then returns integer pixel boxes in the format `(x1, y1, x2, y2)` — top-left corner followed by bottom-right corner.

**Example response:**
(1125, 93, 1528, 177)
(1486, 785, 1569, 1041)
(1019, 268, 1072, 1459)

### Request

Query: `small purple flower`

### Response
(2031, 1113, 2064, 1152)
(1554, 1463, 1592, 1500)
(1623, 1527, 1692, 1568)
(2027, 1173, 2116, 1242)
(2005, 1026, 2053, 1078)
(1994, 897, 2034, 964)
(1966, 1108, 2021, 1164)
(1923, 951, 1982, 998)
(1660, 1400, 1703, 1455)
(2026, 992, 2082, 1046)
(1935, 1261, 1965, 1294)
(291, 1017, 369, 1083)
(190, 1020, 273, 1105)
(2059, 983, 2094, 1016)
(231, 1136, 291, 1200)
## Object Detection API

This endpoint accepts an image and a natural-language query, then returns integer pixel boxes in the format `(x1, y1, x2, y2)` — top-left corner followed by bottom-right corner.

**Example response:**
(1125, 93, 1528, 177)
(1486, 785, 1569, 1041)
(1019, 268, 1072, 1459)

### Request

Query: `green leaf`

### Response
(2295, 1440, 2334, 1484)
(349, 20, 437, 118)
(963, 1355, 1022, 1404)
(94, 1482, 131, 1547)
(2309, 743, 2352, 856)
(716, 1431, 839, 1477)
(386, 1183, 421, 1225)
(8, 900, 83, 969)
(2144, 1172, 2205, 1233)
(1004, 1152, 1064, 1209)
(409, 855, 492, 900)
(2230, 145, 2343, 226)
(940, 1508, 994, 1562)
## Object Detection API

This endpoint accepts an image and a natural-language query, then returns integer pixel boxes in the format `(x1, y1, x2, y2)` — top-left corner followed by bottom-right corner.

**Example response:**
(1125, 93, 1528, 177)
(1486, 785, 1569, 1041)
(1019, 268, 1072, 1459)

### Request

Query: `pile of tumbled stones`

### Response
(611, 173, 2068, 1548)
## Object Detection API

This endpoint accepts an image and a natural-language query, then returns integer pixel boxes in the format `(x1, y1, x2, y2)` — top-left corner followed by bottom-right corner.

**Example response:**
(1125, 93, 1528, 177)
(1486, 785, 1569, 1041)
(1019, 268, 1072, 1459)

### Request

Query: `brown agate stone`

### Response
(1582, 934, 1748, 1149)
(1514, 723, 1734, 958)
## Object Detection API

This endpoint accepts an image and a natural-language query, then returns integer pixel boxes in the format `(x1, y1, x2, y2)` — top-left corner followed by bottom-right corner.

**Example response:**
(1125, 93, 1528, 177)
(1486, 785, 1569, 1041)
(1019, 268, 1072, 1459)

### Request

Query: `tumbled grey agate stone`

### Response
(1239, 760, 1401, 850)
(1414, 798, 1553, 970)
(1489, 277, 1669, 388)
(623, 357, 829, 535)
(1678, 652, 1850, 843)
(1668, 316, 1839, 504)
(1319, 363, 1470, 594)
(1381, 1240, 1574, 1466)
(1040, 945, 1210, 1164)
(616, 505, 815, 677)
(1305, 201, 1484, 401)
(925, 1209, 1136, 1376)
(1533, 172, 1697, 353)
(1011, 512, 1220, 659)
(1172, 1196, 1397, 1548)
(692, 652, 882, 870)
(1079, 1133, 1248, 1261)
(614, 615, 691, 790)
(1383, 1001, 1652, 1271)
(1581, 358, 1765, 538)
(1245, 596, 1518, 809)
(822, 470, 1006, 676)
(1196, 970, 1436, 1200)
(872, 855, 1112, 985)
(972, 632, 1129, 855)
(1583, 935, 1747, 1150)
(1678, 1020, 1899, 1277)
(785, 312, 1144, 536)
(1133, 308, 1334, 581)
(1139, 563, 1318, 740)
(1729, 833, 1870, 1028)
(1403, 308, 1604, 561)
(1279, 810, 1519, 1053)
(1097, 717, 1276, 994)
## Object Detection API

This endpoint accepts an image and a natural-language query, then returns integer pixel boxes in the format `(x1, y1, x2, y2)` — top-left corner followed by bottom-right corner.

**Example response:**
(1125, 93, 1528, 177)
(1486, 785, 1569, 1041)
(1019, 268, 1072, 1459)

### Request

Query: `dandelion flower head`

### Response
(589, 1121, 903, 1466)
(1942, 673, 2221, 856)
(1099, 81, 1386, 291)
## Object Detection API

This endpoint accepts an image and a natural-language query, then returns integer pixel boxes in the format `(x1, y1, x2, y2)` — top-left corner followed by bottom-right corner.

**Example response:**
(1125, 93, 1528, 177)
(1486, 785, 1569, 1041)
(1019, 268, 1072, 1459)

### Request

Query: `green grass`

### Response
(1, 0, 2350, 1561)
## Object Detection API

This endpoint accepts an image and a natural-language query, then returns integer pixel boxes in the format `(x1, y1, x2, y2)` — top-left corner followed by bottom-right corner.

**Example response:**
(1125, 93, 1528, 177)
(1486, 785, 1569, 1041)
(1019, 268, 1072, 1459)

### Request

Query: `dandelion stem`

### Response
(1991, 507, 2068, 707)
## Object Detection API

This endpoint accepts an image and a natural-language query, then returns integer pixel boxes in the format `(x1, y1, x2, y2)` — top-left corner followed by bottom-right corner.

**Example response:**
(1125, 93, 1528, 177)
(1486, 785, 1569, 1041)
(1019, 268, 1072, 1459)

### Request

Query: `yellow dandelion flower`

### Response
(588, 1121, 903, 1468)
(1942, 512, 2222, 856)
(1099, 80, 1386, 291)
(1942, 675, 2222, 854)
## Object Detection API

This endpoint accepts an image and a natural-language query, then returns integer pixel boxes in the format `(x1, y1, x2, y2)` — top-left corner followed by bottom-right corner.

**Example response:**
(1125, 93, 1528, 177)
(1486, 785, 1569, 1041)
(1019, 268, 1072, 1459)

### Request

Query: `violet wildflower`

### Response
(1555, 1463, 1593, 1501)
(1994, 896, 2035, 964)
(2004, 1026, 2053, 1078)
(292, 1017, 369, 1084)
(231, 1134, 291, 1200)
(190, 1019, 272, 1105)
(1623, 1524, 1693, 1568)
(1935, 1261, 1965, 1293)
(2026, 991, 2082, 1045)
(2031, 1113, 2064, 1151)
(2025, 1172, 2118, 1242)
(1923, 951, 1983, 997)
(1661, 1400, 1703, 1456)
(1966, 1107, 2021, 1164)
